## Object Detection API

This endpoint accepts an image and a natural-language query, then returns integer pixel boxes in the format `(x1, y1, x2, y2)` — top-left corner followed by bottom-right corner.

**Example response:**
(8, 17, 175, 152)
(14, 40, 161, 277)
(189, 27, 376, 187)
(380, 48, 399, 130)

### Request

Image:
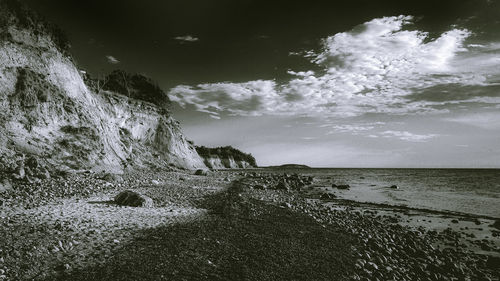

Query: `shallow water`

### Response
(268, 168, 500, 218)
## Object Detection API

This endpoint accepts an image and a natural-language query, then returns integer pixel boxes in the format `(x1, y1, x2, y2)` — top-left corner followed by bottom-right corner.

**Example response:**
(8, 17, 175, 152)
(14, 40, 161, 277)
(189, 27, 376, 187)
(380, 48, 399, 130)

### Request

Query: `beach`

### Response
(0, 168, 499, 280)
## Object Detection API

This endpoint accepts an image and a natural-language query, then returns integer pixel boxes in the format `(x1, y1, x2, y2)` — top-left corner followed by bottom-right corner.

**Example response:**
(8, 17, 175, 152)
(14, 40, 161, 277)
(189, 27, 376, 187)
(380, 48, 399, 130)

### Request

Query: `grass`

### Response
(53, 182, 356, 281)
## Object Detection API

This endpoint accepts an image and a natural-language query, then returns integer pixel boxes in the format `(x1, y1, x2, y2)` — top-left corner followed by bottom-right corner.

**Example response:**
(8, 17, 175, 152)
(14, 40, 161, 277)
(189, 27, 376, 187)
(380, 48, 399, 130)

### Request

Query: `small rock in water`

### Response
(336, 184, 350, 190)
(389, 185, 398, 189)
(451, 219, 459, 224)
(114, 190, 154, 208)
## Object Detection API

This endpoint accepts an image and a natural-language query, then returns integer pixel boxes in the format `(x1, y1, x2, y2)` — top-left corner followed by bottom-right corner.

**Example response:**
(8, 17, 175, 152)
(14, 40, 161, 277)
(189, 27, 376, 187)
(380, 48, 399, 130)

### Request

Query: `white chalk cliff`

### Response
(0, 3, 206, 173)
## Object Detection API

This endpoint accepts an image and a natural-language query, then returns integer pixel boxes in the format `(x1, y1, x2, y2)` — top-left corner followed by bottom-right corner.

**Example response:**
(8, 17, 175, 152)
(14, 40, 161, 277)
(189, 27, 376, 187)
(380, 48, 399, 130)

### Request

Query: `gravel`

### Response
(0, 169, 498, 280)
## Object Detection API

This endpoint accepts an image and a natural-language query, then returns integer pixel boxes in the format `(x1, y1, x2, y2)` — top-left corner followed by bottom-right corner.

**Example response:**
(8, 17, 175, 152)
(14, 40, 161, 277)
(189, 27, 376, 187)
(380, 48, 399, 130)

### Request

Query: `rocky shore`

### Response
(0, 169, 499, 280)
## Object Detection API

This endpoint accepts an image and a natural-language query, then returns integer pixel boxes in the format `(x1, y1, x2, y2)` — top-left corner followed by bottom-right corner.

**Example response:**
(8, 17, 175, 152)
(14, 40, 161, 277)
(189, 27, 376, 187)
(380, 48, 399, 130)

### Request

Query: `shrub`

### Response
(0, 0, 71, 55)
(101, 70, 171, 111)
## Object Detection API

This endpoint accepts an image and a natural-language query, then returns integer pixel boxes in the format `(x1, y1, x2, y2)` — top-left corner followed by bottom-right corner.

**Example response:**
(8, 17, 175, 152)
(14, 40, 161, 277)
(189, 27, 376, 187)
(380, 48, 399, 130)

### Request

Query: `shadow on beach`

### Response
(51, 182, 356, 281)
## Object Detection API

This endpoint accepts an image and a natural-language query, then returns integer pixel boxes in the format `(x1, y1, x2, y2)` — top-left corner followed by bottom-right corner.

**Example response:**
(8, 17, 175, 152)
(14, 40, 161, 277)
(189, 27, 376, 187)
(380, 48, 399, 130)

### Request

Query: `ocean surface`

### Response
(269, 168, 500, 218)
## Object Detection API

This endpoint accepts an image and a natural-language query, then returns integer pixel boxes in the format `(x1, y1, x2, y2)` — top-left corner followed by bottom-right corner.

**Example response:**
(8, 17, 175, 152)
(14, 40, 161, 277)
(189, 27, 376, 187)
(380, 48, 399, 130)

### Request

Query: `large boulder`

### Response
(114, 190, 153, 208)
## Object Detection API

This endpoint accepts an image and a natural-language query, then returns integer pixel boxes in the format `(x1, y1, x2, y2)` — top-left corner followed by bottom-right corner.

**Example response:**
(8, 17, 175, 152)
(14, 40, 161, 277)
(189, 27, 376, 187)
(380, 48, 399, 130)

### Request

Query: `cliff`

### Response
(196, 146, 256, 169)
(0, 0, 206, 175)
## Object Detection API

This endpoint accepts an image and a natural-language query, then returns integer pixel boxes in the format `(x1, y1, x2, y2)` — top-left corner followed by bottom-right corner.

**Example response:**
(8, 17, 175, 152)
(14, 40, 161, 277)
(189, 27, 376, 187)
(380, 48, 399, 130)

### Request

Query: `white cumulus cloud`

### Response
(170, 16, 499, 118)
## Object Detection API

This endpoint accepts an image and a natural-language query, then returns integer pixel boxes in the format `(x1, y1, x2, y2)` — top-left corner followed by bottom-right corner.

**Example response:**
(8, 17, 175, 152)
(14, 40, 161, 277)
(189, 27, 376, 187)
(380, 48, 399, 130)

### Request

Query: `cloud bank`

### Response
(170, 16, 500, 118)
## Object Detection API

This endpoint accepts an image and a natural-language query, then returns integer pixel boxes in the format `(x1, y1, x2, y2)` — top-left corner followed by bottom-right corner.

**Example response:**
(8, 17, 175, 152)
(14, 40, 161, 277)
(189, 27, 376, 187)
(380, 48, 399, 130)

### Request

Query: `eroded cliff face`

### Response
(0, 19, 206, 173)
(202, 156, 252, 170)
(195, 146, 256, 170)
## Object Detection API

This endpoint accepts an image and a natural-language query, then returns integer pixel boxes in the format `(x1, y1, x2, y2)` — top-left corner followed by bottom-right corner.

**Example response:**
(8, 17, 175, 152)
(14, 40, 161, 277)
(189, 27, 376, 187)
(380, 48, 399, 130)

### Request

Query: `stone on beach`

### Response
(100, 173, 122, 183)
(194, 169, 208, 176)
(114, 190, 153, 208)
(275, 180, 290, 191)
(320, 193, 337, 200)
(0, 179, 12, 193)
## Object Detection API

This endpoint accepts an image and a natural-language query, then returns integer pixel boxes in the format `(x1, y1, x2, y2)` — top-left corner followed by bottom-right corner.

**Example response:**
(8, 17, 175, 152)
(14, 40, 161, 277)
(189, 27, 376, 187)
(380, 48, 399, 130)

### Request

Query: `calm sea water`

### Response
(269, 168, 500, 218)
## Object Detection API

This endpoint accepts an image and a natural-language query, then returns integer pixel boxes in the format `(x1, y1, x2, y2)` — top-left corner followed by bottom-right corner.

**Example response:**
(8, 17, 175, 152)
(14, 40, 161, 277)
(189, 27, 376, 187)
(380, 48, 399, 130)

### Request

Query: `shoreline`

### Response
(0, 169, 499, 280)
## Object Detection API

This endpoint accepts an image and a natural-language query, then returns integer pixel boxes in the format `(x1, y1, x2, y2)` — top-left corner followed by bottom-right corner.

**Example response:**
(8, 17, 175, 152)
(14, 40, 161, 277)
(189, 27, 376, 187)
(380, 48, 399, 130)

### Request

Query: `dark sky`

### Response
(24, 0, 495, 86)
(23, 0, 500, 167)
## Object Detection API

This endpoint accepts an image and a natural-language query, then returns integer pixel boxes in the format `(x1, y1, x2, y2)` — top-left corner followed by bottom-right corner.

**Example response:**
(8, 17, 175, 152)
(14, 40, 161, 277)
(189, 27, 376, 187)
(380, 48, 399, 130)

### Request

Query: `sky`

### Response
(24, 0, 500, 168)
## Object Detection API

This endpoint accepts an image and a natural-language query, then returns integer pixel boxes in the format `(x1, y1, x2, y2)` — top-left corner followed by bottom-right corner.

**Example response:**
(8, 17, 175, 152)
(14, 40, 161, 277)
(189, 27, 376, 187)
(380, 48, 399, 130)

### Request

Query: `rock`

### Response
(151, 179, 161, 185)
(13, 160, 25, 179)
(451, 219, 459, 224)
(25, 156, 38, 169)
(100, 173, 121, 182)
(389, 185, 398, 189)
(223, 177, 230, 182)
(54, 263, 71, 271)
(336, 184, 350, 190)
(320, 193, 337, 200)
(36, 167, 51, 179)
(491, 219, 500, 230)
(25, 166, 34, 177)
(275, 180, 290, 191)
(194, 169, 208, 176)
(486, 255, 500, 269)
(0, 179, 12, 193)
(114, 190, 153, 208)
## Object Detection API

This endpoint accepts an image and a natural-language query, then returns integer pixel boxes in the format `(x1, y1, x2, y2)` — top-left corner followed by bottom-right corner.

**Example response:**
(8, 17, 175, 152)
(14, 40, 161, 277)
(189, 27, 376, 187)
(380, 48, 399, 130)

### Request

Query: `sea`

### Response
(268, 168, 500, 218)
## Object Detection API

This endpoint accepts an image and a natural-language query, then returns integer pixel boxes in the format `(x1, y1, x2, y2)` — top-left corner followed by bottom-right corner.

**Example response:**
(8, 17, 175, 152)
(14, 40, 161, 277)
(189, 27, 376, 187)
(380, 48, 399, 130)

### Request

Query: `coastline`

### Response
(0, 169, 499, 280)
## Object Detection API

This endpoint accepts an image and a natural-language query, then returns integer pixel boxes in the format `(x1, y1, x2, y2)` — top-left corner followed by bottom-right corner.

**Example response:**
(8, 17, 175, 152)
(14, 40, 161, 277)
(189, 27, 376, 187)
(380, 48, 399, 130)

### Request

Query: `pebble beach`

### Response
(0, 169, 499, 280)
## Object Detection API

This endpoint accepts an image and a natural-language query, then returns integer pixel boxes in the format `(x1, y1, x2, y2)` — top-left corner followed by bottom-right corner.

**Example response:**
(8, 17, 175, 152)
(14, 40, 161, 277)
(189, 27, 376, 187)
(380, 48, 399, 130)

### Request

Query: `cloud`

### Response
(174, 35, 199, 42)
(379, 130, 439, 142)
(106, 55, 120, 64)
(171, 16, 500, 118)
(170, 80, 277, 117)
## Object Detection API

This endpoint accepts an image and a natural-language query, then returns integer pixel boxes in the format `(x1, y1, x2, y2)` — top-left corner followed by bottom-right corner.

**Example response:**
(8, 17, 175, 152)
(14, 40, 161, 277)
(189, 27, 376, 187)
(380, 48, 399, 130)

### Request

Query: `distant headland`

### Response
(267, 164, 311, 169)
